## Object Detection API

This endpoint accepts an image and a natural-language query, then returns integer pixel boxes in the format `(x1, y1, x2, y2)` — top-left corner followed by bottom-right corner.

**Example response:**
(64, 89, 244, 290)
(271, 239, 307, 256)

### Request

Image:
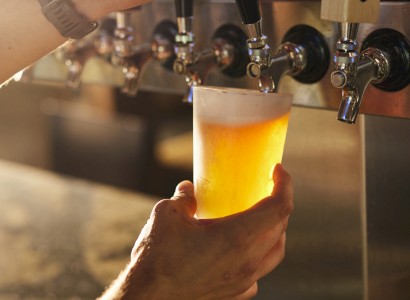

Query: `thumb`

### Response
(235, 164, 294, 234)
(271, 164, 294, 211)
(171, 181, 197, 217)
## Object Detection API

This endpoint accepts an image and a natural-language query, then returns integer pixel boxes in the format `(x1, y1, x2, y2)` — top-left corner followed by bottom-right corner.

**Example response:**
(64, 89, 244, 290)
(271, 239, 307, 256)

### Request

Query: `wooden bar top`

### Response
(0, 160, 157, 299)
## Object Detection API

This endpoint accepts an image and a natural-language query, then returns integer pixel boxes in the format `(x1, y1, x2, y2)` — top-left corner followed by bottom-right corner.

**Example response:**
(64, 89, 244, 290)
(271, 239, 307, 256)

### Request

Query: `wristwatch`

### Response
(38, 0, 98, 39)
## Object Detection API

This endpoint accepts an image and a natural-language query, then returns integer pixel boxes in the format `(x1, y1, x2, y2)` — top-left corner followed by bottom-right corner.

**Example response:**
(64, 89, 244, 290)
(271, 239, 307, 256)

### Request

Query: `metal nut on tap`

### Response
(175, 32, 194, 44)
(247, 62, 262, 78)
(173, 58, 187, 75)
(360, 48, 390, 82)
(331, 70, 348, 88)
(336, 39, 359, 52)
(278, 42, 307, 75)
(334, 50, 359, 71)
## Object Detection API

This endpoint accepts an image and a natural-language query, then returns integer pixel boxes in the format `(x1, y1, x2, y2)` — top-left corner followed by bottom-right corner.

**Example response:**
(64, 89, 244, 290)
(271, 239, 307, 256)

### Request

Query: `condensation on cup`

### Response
(193, 86, 292, 218)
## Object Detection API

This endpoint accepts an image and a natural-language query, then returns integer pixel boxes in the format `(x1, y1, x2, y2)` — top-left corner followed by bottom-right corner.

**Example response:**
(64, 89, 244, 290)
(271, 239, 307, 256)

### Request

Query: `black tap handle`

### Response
(175, 0, 194, 18)
(235, 0, 261, 25)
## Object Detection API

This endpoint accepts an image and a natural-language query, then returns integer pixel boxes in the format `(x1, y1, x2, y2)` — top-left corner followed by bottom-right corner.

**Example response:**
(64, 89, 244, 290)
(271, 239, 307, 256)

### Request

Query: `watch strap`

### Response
(38, 0, 98, 39)
(38, 0, 53, 6)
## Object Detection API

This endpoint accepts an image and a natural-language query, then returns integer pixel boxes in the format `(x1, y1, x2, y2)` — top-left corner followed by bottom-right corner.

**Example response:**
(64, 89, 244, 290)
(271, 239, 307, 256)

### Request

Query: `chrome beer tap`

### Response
(112, 11, 177, 96)
(330, 22, 390, 124)
(172, 0, 201, 102)
(235, 0, 329, 93)
(331, 26, 410, 124)
(173, 0, 248, 103)
(94, 18, 116, 59)
(111, 11, 149, 96)
(53, 18, 116, 89)
(55, 37, 98, 89)
(320, 0, 401, 124)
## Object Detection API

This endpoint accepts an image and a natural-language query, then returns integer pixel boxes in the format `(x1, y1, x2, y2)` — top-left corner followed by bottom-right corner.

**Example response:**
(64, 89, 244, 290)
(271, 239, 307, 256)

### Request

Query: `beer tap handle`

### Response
(174, 0, 195, 72)
(235, 0, 261, 25)
(321, 0, 380, 23)
(175, 0, 193, 18)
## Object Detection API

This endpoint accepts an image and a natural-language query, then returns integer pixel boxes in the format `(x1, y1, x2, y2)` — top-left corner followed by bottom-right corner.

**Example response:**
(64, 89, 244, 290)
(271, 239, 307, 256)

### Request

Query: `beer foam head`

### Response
(193, 86, 292, 124)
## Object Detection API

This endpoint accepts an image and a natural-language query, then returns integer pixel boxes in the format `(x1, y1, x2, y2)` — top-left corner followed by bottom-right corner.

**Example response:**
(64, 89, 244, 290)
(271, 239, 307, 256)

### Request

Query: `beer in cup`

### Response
(193, 86, 292, 218)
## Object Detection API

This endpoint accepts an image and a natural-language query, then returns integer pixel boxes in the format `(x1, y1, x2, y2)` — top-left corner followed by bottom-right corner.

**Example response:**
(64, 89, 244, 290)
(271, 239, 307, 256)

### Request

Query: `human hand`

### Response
(100, 164, 294, 300)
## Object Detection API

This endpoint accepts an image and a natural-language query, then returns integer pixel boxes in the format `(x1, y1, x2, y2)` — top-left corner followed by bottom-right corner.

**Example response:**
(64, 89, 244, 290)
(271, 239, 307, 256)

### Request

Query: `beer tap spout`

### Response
(112, 10, 177, 96)
(333, 49, 389, 124)
(331, 27, 410, 124)
(235, 0, 329, 93)
(174, 0, 249, 103)
(56, 39, 97, 89)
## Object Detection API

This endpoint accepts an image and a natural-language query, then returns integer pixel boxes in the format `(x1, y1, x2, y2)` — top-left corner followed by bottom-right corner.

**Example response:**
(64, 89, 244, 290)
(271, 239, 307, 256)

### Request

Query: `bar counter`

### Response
(0, 160, 157, 299)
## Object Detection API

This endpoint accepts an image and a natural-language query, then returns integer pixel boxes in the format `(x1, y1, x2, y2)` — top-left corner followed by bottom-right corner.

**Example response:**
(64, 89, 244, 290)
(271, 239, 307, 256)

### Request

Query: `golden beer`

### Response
(193, 86, 292, 219)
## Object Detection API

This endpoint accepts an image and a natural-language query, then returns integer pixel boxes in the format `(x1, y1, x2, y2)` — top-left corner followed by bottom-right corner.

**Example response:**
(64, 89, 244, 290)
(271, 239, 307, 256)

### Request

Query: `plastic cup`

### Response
(193, 86, 292, 218)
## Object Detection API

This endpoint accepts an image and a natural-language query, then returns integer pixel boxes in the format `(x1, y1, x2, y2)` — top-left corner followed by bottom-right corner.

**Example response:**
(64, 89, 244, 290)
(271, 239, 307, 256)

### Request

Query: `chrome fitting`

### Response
(174, 42, 195, 64)
(278, 42, 306, 75)
(244, 20, 263, 40)
(248, 45, 271, 66)
(331, 71, 348, 88)
(173, 58, 187, 75)
(360, 48, 390, 82)
(247, 62, 262, 78)
(177, 17, 193, 34)
(175, 32, 195, 44)
(212, 38, 235, 68)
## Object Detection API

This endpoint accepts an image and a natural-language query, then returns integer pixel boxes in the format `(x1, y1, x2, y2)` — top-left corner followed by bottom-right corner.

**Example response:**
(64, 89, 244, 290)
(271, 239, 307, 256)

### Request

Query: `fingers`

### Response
(171, 180, 197, 217)
(271, 164, 294, 212)
(255, 163, 294, 220)
(234, 164, 294, 236)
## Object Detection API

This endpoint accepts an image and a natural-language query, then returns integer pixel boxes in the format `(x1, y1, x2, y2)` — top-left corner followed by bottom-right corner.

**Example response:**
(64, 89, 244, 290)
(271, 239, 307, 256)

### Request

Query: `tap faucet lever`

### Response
(335, 49, 389, 123)
(321, 0, 380, 24)
(235, 0, 275, 92)
(336, 28, 410, 124)
(172, 0, 199, 103)
(173, 0, 249, 103)
(55, 39, 97, 89)
(235, 0, 265, 49)
(174, 0, 195, 68)
(321, 0, 386, 124)
(175, 0, 193, 19)
(235, 0, 261, 25)
(235, 1, 329, 93)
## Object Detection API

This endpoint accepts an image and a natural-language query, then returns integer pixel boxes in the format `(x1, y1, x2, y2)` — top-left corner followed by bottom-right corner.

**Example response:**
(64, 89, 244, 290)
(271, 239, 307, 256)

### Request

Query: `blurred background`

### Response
(0, 0, 409, 299)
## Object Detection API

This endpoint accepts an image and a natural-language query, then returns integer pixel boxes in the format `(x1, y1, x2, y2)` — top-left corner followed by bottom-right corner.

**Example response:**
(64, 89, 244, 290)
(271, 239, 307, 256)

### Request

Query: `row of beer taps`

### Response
(26, 0, 410, 125)
(55, 11, 176, 96)
(238, 0, 409, 124)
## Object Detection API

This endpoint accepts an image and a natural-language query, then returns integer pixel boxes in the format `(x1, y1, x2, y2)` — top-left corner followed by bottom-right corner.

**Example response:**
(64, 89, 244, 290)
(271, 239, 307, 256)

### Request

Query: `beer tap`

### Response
(320, 0, 410, 124)
(173, 0, 200, 102)
(173, 0, 249, 103)
(235, 0, 330, 93)
(55, 18, 116, 89)
(56, 37, 98, 89)
(321, 0, 381, 123)
(94, 18, 117, 59)
(112, 11, 177, 96)
(111, 11, 147, 96)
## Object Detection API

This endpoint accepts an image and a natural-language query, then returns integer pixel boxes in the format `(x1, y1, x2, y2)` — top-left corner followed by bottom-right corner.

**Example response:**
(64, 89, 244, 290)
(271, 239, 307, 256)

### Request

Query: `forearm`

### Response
(0, 0, 148, 84)
(0, 1, 66, 83)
